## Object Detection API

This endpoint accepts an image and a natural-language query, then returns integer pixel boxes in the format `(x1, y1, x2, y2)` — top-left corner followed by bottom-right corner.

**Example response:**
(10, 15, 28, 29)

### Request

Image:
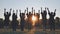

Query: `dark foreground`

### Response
(0, 29, 60, 34)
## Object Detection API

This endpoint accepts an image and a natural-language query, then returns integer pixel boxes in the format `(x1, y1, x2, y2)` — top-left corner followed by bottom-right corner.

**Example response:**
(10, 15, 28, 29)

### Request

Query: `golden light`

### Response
(32, 15, 37, 26)
(32, 15, 37, 21)
(24, 15, 27, 20)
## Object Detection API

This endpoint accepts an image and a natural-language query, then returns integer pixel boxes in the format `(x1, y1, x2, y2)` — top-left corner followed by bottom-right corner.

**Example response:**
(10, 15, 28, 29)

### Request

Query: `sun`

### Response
(32, 15, 37, 21)
(32, 15, 37, 26)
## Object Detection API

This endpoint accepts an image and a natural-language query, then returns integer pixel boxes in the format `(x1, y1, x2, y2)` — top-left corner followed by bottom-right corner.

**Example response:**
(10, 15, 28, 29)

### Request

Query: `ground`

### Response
(0, 28, 60, 34)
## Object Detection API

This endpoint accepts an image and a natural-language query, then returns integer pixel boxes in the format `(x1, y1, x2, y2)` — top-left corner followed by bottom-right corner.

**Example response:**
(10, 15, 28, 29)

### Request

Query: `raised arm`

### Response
(4, 8, 6, 13)
(54, 9, 56, 13)
(19, 9, 21, 16)
(26, 7, 28, 15)
(41, 7, 43, 14)
(24, 9, 26, 14)
(45, 7, 46, 11)
(54, 9, 56, 16)
(45, 7, 47, 14)
(32, 7, 34, 14)
(47, 8, 50, 14)
(4, 8, 6, 16)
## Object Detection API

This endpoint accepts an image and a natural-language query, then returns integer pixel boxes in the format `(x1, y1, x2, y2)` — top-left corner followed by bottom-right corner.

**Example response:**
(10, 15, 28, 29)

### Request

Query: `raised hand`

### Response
(47, 8, 50, 13)
(41, 7, 42, 12)
(45, 7, 46, 10)
(4, 8, 6, 16)
(32, 7, 34, 14)
(26, 7, 28, 15)
(19, 9, 21, 14)
(24, 9, 26, 14)
(54, 9, 56, 13)
(19, 9, 21, 16)
(4, 8, 6, 13)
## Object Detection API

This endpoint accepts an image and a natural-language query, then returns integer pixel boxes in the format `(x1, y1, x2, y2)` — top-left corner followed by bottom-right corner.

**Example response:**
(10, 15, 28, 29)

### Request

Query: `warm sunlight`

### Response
(24, 15, 27, 20)
(32, 15, 37, 26)
(32, 15, 37, 21)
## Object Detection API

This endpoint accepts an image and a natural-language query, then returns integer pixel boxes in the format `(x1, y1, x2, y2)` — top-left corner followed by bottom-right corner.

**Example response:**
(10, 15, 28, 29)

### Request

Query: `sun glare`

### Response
(32, 15, 37, 21)
(24, 15, 27, 20)
(32, 15, 37, 26)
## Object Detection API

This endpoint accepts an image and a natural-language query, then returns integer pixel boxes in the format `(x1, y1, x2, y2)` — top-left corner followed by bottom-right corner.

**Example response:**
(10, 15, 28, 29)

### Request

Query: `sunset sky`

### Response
(0, 0, 60, 20)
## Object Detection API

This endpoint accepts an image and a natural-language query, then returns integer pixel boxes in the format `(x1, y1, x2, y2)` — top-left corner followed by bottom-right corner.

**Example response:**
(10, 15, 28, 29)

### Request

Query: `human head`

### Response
(6, 12, 8, 14)
(51, 12, 53, 15)
(29, 12, 31, 15)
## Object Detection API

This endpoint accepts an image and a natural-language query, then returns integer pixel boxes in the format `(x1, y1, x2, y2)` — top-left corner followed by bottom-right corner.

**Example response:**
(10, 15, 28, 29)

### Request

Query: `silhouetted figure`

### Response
(4, 8, 11, 30)
(41, 7, 47, 31)
(12, 10, 18, 31)
(47, 8, 56, 31)
(26, 7, 34, 31)
(27, 12, 32, 31)
(20, 10, 25, 31)
(0, 18, 3, 28)
(35, 13, 40, 28)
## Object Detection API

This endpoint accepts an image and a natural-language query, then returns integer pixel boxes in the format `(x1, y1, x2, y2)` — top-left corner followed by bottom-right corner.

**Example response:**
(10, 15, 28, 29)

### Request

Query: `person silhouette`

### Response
(12, 10, 18, 31)
(47, 8, 56, 31)
(35, 13, 40, 29)
(20, 10, 25, 31)
(4, 8, 11, 31)
(41, 7, 47, 31)
(0, 18, 3, 29)
(27, 12, 33, 31)
(25, 8, 32, 31)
